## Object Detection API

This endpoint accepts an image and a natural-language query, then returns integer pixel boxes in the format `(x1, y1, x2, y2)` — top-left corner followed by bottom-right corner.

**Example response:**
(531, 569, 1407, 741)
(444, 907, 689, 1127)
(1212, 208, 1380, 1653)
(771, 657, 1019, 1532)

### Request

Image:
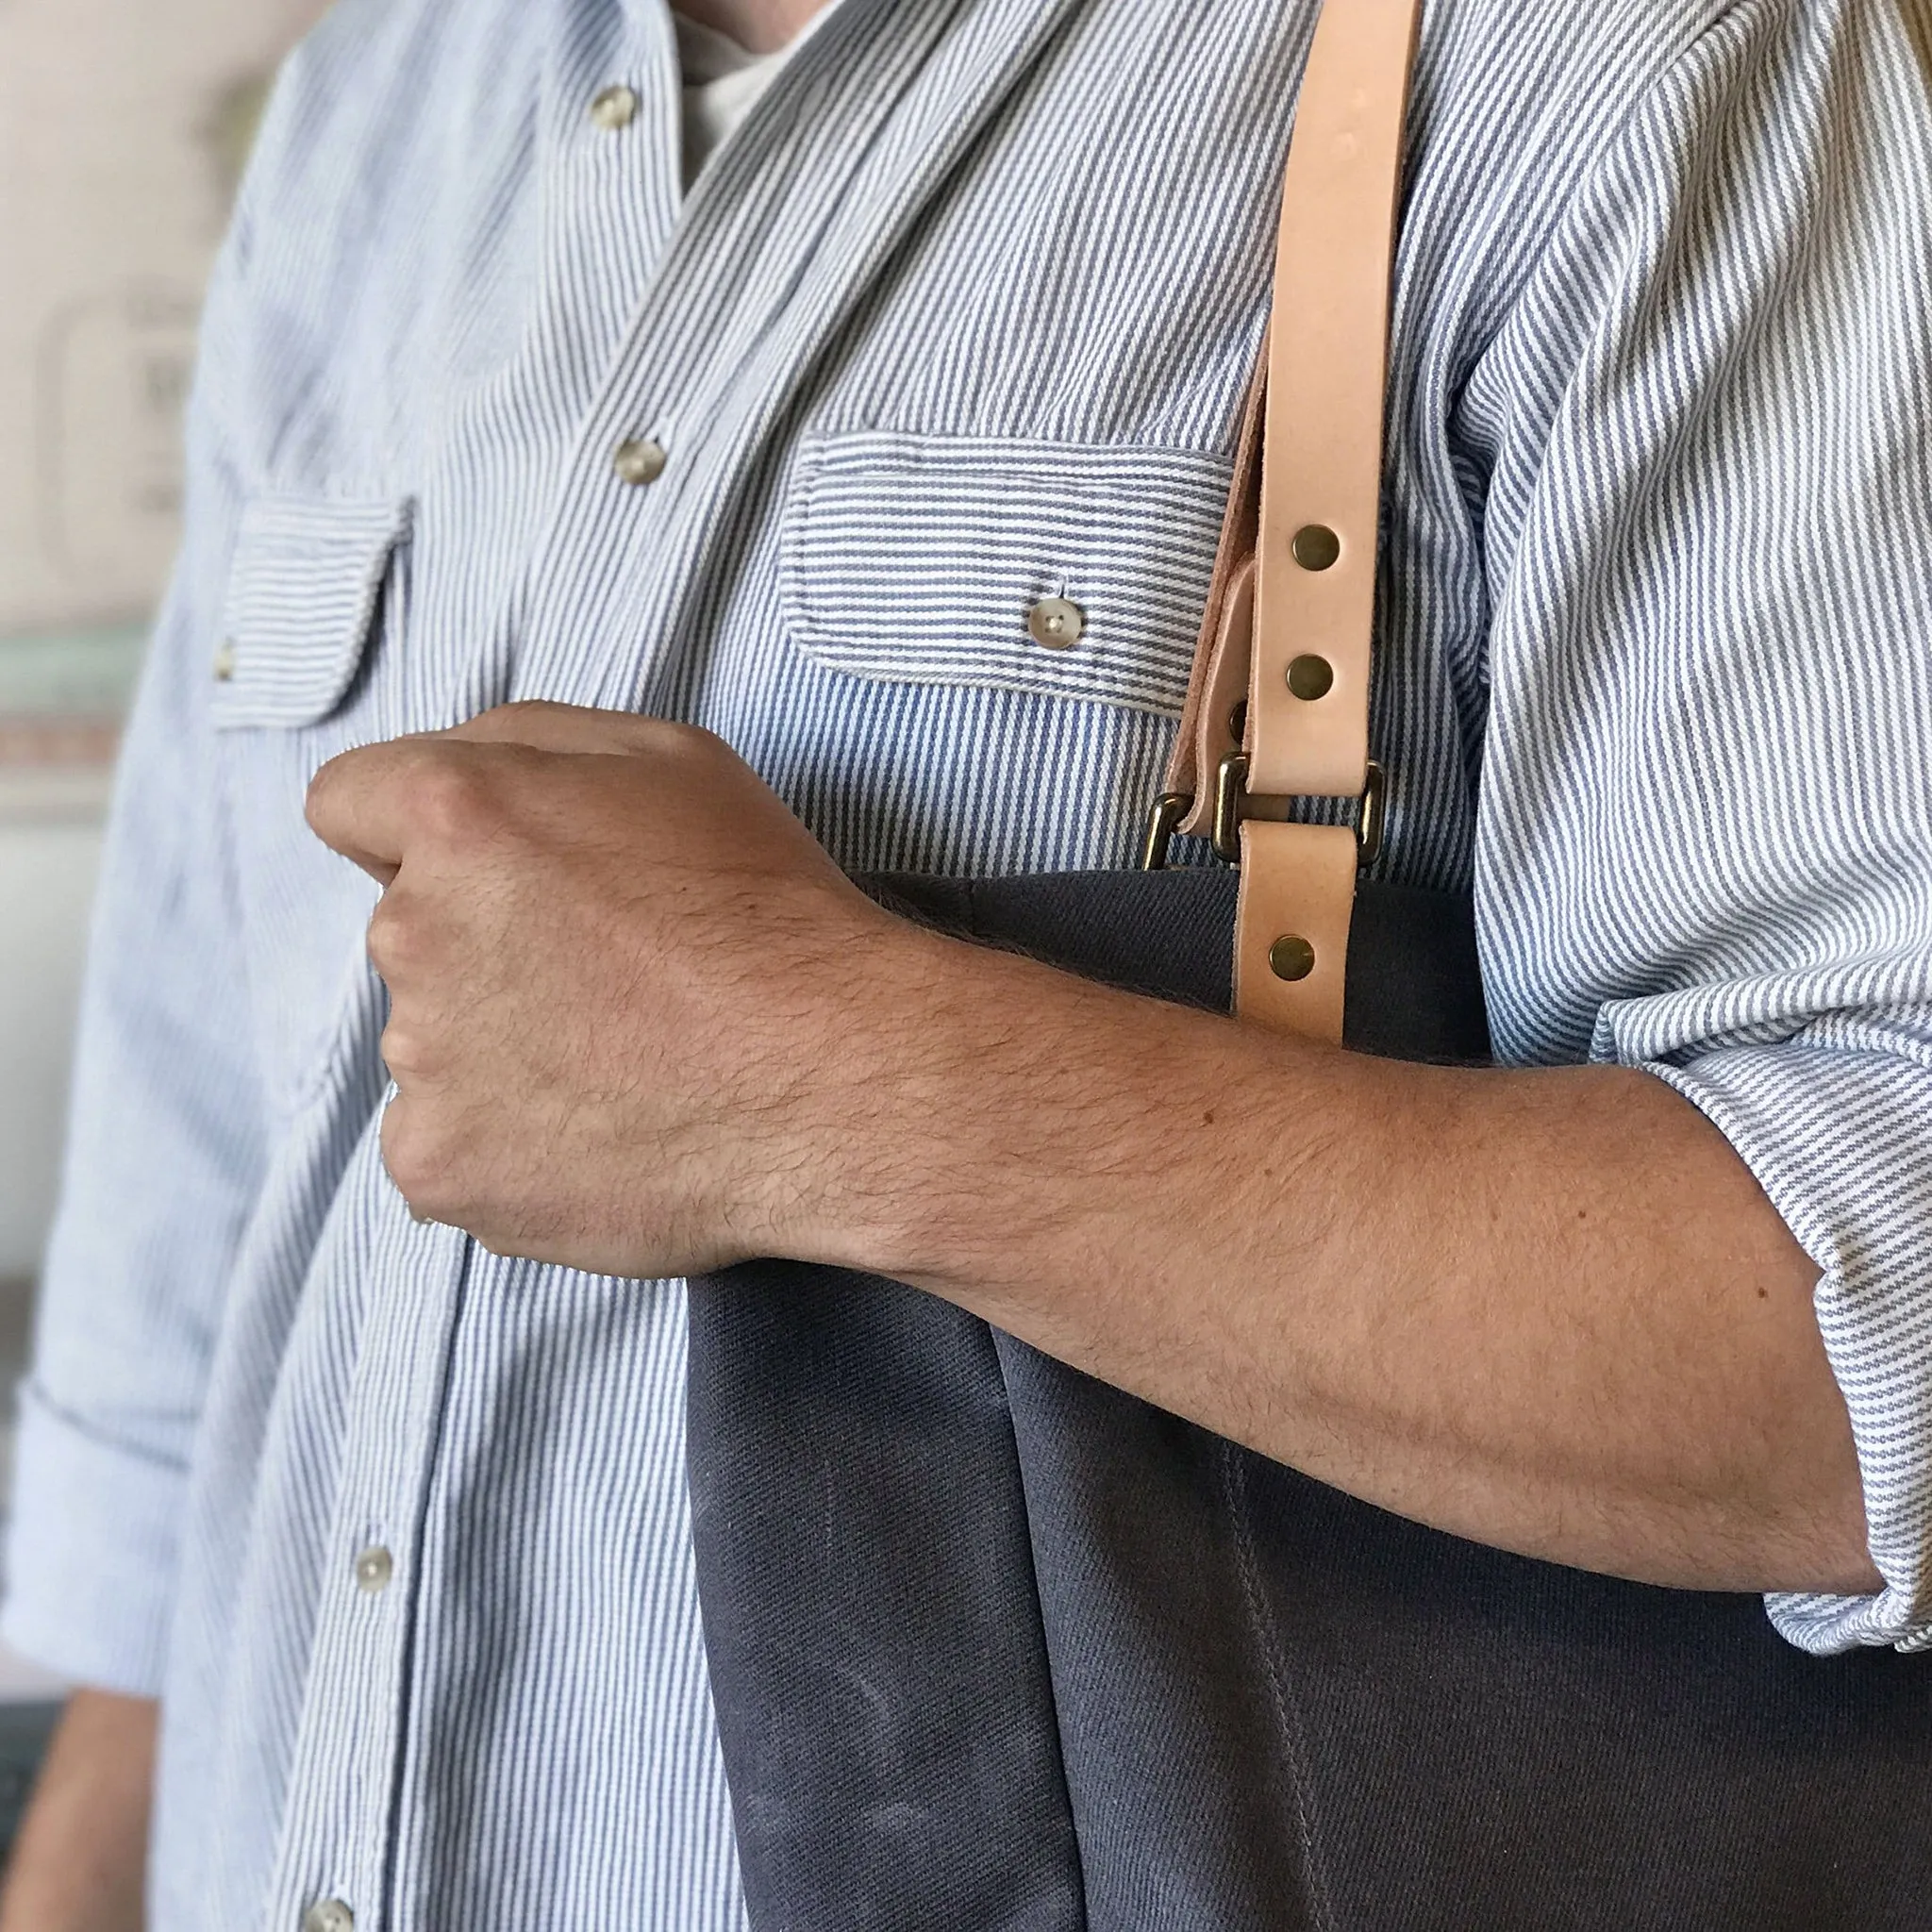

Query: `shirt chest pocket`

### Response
(780, 431, 1232, 719)
(213, 493, 413, 730)
(212, 492, 413, 1112)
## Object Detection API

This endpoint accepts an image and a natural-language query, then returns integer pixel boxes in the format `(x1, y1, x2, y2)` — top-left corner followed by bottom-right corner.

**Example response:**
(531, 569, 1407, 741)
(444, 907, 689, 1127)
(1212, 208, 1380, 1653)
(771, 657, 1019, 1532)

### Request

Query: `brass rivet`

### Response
(589, 84, 639, 131)
(612, 437, 667, 486)
(1027, 596, 1085, 649)
(1287, 654, 1334, 702)
(1227, 699, 1248, 744)
(1269, 935, 1316, 982)
(1292, 524, 1341, 572)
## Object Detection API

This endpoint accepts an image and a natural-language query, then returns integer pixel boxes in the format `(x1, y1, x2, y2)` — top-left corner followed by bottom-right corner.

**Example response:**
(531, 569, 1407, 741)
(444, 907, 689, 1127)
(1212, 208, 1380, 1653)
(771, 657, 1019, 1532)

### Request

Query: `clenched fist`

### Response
(305, 702, 912, 1276)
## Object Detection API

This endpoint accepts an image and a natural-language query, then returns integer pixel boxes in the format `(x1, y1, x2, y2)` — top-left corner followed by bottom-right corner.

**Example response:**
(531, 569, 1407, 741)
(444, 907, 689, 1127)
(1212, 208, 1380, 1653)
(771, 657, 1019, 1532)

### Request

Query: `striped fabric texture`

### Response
(6, 0, 1932, 1926)
(216, 497, 417, 727)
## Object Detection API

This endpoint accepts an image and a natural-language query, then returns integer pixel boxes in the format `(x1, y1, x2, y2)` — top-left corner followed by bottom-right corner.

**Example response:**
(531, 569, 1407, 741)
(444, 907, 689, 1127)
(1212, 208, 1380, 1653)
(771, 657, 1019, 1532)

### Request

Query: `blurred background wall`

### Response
(0, 0, 330, 1738)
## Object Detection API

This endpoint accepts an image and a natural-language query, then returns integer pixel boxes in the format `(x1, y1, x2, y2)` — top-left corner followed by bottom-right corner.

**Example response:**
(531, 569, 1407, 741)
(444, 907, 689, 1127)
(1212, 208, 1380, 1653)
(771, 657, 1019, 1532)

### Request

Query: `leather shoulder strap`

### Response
(1158, 0, 1423, 1041)
(1251, 0, 1420, 807)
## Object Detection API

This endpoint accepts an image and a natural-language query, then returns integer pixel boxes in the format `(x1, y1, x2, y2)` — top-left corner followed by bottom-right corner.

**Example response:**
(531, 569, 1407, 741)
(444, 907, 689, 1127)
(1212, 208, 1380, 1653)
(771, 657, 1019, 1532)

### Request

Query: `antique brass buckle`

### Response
(1140, 792, 1193, 872)
(1141, 757, 1384, 872)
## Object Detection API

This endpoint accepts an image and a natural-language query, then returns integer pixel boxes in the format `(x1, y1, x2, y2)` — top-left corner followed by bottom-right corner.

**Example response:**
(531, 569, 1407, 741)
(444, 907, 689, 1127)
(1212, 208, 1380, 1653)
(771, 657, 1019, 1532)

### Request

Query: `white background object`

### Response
(0, 0, 330, 643)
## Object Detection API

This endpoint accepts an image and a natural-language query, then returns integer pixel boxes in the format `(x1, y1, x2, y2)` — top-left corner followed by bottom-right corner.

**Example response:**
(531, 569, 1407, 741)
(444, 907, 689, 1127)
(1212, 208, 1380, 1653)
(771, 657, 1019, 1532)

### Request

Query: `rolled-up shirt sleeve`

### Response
(1461, 0, 1932, 1649)
(1624, 1031, 1932, 1652)
(3, 255, 262, 1694)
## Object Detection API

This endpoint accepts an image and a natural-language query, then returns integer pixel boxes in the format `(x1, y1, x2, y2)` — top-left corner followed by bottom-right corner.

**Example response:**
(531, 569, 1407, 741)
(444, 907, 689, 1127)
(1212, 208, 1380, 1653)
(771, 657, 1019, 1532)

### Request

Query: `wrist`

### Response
(743, 907, 966, 1273)
(758, 908, 1202, 1294)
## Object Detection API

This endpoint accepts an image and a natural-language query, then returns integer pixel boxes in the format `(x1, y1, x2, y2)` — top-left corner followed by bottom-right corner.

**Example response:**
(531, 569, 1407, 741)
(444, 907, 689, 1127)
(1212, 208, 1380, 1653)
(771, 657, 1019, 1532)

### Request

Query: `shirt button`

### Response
(589, 83, 638, 130)
(211, 641, 237, 681)
(1026, 596, 1085, 650)
(354, 1545, 393, 1594)
(612, 437, 668, 487)
(302, 1902, 354, 1932)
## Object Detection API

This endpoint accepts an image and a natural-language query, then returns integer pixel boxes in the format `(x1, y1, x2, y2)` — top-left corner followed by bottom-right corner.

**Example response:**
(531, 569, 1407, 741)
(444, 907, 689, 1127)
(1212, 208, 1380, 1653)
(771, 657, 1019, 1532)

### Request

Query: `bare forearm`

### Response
(798, 924, 1875, 1596)
(0, 1690, 156, 1932)
(310, 708, 1876, 1596)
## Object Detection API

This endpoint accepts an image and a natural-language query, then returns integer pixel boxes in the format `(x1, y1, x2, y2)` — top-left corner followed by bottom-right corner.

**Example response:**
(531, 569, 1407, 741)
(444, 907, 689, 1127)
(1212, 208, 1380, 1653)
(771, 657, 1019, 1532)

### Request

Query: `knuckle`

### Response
(378, 1015, 426, 1080)
(303, 754, 350, 838)
(365, 895, 407, 974)
(366, 891, 440, 982)
(673, 721, 725, 758)
(408, 753, 500, 849)
(382, 1104, 455, 1220)
(661, 721, 734, 776)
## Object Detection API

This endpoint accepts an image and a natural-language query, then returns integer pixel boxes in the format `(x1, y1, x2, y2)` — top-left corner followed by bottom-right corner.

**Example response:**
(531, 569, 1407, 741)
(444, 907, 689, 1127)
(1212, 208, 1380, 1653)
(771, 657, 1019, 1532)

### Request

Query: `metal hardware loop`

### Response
(1141, 792, 1193, 872)
(1160, 755, 1385, 871)
(1140, 762, 1385, 872)
(1212, 753, 1252, 866)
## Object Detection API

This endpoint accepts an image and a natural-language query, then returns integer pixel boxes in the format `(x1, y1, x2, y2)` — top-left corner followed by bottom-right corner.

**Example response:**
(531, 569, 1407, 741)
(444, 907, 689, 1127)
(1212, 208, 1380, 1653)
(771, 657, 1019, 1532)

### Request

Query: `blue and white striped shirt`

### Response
(8, 0, 1932, 1925)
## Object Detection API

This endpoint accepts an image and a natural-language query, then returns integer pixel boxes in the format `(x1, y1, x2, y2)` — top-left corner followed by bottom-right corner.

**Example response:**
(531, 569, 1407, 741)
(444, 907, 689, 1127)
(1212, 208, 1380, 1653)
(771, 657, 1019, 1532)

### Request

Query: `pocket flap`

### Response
(781, 433, 1231, 717)
(213, 493, 411, 727)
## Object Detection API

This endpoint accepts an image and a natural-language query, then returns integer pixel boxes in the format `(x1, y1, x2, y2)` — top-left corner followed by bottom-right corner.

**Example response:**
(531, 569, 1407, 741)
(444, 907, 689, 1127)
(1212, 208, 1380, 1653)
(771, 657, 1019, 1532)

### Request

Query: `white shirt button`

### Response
(353, 1545, 393, 1594)
(588, 83, 639, 130)
(211, 641, 237, 681)
(1026, 596, 1085, 649)
(302, 1901, 354, 1932)
(612, 437, 668, 486)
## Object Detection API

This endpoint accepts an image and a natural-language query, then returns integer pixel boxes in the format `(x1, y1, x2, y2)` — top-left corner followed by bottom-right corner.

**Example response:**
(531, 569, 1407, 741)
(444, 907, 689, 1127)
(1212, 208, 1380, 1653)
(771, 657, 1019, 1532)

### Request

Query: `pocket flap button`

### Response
(1027, 596, 1085, 650)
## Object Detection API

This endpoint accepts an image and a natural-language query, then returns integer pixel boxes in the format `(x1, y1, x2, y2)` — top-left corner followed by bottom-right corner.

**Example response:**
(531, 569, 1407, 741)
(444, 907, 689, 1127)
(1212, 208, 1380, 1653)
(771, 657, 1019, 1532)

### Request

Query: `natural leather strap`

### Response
(1161, 0, 1423, 1041)
(1168, 348, 1268, 839)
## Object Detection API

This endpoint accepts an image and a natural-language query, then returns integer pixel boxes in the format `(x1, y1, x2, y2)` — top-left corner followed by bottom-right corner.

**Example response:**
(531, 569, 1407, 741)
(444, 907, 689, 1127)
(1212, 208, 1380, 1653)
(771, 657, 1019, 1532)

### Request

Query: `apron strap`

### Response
(1155, 0, 1424, 1041)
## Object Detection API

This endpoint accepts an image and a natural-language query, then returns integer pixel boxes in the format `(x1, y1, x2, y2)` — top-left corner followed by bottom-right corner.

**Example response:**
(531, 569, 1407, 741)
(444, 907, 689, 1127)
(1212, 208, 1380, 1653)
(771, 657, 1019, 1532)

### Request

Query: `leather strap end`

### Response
(1164, 333, 1270, 816)
(1233, 820, 1358, 1041)
(1175, 558, 1257, 841)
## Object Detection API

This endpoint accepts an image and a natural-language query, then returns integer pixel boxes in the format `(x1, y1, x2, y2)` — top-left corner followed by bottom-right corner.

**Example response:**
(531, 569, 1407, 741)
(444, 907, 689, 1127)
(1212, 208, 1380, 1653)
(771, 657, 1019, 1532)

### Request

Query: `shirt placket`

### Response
(260, 1193, 474, 1932)
(251, 14, 691, 1930)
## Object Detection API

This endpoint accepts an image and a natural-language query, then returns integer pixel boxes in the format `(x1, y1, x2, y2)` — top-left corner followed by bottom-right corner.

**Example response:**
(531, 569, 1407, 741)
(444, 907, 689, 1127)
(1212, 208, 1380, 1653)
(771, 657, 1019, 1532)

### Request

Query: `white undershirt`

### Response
(674, 6, 843, 186)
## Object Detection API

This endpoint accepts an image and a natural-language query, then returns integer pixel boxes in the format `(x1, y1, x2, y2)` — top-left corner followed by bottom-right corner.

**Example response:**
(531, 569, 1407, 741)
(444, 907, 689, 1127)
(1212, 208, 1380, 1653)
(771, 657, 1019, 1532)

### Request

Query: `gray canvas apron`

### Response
(687, 872, 1932, 1930)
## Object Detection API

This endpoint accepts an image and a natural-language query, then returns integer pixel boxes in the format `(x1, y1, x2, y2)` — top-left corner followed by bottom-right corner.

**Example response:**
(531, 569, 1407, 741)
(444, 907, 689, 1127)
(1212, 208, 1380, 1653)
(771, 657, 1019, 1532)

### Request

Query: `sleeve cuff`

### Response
(1764, 1583, 1932, 1657)
(1, 1378, 186, 1696)
(1635, 1040, 1932, 1656)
